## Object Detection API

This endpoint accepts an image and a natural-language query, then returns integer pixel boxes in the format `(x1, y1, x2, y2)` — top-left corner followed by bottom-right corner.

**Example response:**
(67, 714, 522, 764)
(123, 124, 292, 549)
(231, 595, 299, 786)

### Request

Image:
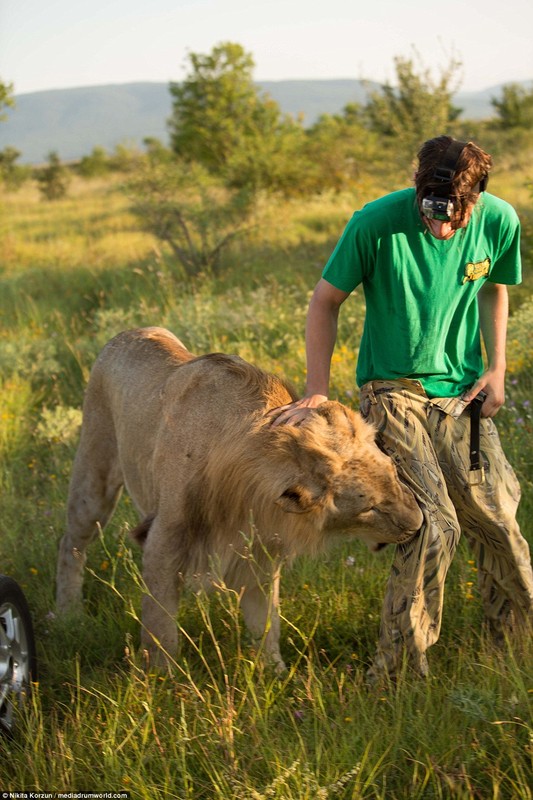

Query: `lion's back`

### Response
(79, 328, 297, 514)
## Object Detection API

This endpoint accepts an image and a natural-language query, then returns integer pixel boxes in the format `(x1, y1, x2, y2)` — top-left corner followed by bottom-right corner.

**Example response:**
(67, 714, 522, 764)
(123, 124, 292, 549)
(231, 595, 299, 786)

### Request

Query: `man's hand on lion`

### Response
(268, 394, 328, 427)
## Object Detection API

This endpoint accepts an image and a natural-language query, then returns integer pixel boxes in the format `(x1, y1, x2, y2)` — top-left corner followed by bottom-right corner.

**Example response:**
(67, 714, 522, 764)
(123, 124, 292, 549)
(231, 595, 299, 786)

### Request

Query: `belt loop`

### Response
(366, 382, 378, 405)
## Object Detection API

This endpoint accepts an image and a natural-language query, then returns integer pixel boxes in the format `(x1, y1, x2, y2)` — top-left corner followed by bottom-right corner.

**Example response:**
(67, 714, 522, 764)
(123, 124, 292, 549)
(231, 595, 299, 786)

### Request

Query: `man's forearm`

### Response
(304, 279, 349, 398)
(268, 279, 349, 426)
(465, 282, 509, 416)
(304, 293, 340, 397)
(478, 282, 508, 372)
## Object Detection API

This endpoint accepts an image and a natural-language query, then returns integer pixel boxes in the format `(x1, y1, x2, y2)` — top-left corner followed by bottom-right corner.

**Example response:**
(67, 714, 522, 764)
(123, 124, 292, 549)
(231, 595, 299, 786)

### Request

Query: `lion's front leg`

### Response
(57, 442, 123, 613)
(238, 564, 286, 673)
(140, 519, 183, 669)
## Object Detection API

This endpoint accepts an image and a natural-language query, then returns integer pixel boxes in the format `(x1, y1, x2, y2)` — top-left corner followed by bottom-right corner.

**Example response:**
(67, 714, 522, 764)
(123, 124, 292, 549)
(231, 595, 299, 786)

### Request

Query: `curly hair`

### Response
(415, 135, 492, 227)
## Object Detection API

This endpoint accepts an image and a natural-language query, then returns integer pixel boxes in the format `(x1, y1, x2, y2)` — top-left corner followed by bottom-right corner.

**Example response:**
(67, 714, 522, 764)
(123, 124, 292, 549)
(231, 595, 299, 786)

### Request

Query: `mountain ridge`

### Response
(0, 79, 529, 165)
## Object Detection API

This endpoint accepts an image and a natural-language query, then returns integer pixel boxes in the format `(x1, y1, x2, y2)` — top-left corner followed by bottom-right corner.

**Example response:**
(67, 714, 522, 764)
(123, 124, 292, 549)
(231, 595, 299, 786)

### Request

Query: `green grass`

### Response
(0, 169, 532, 798)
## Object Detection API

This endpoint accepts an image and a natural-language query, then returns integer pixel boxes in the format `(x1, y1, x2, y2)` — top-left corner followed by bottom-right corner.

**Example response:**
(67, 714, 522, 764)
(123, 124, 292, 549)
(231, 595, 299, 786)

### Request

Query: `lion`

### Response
(56, 327, 422, 670)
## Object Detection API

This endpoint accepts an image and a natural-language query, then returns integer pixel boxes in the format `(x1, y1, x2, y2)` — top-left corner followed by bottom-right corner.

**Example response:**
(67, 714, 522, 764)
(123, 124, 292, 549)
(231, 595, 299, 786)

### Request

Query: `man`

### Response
(271, 135, 533, 681)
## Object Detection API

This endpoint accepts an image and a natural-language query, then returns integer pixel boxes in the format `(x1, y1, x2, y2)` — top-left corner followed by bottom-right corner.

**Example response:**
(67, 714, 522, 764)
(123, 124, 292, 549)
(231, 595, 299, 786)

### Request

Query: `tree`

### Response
(0, 146, 29, 190)
(168, 42, 305, 192)
(363, 52, 463, 158)
(491, 83, 533, 129)
(143, 137, 173, 164)
(0, 78, 15, 121)
(0, 81, 29, 189)
(303, 104, 384, 192)
(36, 151, 70, 200)
(109, 142, 142, 173)
(77, 146, 110, 178)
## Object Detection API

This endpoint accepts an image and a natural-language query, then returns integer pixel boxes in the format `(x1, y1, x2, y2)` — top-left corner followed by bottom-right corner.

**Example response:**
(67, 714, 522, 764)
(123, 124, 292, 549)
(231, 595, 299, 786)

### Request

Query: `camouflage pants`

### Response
(359, 379, 533, 681)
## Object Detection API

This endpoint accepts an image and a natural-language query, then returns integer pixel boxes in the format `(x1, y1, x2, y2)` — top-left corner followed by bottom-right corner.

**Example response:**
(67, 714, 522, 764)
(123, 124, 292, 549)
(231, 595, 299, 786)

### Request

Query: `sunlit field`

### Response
(0, 157, 532, 798)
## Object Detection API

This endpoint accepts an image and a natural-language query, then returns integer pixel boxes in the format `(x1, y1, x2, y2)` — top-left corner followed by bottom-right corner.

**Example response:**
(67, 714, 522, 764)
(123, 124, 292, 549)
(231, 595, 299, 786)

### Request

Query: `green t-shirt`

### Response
(322, 189, 522, 398)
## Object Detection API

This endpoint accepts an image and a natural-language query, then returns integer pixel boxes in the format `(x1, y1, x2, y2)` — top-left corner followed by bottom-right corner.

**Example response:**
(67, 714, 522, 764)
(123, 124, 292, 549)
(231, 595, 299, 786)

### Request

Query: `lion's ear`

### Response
(270, 427, 330, 514)
(276, 485, 318, 514)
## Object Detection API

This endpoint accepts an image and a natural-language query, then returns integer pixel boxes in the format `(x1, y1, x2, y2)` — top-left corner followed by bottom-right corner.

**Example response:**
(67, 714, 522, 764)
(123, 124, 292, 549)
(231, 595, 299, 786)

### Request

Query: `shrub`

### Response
(126, 158, 255, 277)
(36, 151, 70, 201)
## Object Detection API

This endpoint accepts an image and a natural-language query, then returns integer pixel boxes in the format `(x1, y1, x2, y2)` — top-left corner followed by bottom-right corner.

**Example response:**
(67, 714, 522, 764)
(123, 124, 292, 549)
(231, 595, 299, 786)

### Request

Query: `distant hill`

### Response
(0, 79, 529, 165)
(0, 83, 171, 165)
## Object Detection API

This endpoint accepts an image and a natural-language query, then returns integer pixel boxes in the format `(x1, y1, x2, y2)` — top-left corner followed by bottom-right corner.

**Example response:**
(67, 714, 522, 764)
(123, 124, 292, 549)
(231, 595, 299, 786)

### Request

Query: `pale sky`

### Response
(1, 0, 532, 96)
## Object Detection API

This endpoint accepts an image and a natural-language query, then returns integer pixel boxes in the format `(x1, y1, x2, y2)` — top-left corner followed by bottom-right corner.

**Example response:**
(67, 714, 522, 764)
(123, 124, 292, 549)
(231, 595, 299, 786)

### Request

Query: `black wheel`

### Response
(0, 575, 37, 733)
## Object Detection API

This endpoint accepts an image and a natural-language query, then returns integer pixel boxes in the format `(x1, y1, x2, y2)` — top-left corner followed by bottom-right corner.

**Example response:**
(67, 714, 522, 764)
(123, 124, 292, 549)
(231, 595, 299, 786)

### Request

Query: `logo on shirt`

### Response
(462, 257, 491, 284)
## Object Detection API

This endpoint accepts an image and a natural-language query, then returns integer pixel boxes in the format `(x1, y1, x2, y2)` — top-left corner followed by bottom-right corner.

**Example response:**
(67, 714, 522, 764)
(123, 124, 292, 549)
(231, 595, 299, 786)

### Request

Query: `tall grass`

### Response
(0, 170, 532, 798)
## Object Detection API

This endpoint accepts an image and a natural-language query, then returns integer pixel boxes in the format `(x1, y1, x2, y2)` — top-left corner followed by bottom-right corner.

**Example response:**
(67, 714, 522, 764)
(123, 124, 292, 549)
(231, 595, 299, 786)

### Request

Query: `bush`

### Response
(126, 157, 256, 277)
(0, 146, 30, 190)
(77, 146, 111, 178)
(36, 151, 70, 201)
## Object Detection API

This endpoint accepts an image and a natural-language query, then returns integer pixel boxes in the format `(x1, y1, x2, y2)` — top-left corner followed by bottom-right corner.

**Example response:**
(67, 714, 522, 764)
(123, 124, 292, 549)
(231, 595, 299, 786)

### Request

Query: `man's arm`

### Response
(270, 278, 350, 425)
(463, 281, 509, 417)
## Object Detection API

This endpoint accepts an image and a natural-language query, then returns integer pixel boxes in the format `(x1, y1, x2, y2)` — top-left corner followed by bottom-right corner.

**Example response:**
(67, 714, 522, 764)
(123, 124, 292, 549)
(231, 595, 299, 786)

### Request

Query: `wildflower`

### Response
(345, 556, 356, 567)
(29, 567, 38, 576)
(100, 560, 110, 571)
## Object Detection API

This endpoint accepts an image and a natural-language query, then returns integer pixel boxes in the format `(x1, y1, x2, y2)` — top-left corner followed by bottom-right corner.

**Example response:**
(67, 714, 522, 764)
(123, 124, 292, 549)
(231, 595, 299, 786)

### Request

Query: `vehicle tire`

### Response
(0, 575, 37, 734)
